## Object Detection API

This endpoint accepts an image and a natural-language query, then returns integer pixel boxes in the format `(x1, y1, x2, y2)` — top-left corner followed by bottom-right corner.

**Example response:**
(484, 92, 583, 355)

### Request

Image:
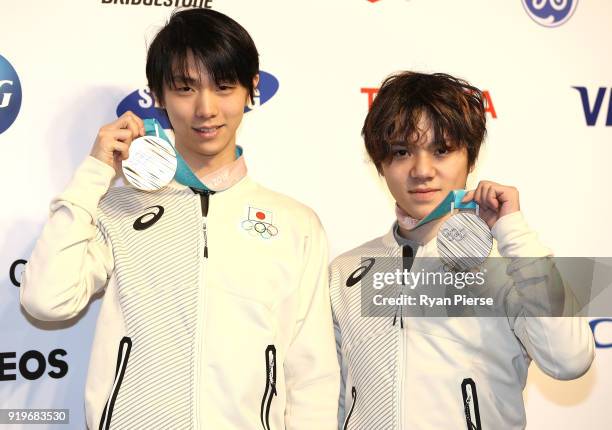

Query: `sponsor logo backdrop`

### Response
(1, 0, 610, 428)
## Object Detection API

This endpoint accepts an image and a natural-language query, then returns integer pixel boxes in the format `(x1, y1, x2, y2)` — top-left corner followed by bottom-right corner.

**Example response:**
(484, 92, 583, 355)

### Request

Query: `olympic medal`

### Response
(122, 136, 177, 191)
(437, 212, 493, 271)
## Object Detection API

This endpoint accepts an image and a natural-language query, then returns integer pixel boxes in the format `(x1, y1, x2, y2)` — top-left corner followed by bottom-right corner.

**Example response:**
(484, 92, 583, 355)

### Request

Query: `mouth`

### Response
(192, 125, 224, 138)
(408, 188, 440, 201)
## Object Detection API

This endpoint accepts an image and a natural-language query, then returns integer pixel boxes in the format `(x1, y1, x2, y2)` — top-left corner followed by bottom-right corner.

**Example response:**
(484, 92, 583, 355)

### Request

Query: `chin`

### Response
(194, 142, 229, 155)
(196, 146, 222, 155)
(404, 203, 435, 220)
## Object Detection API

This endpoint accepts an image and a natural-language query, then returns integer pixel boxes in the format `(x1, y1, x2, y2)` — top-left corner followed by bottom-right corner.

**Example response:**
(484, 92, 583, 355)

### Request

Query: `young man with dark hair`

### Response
(21, 9, 339, 429)
(330, 71, 594, 429)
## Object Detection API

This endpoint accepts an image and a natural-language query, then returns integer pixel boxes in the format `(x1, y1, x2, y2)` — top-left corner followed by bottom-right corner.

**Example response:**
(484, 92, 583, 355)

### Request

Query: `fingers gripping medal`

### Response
(122, 119, 177, 191)
(436, 191, 493, 272)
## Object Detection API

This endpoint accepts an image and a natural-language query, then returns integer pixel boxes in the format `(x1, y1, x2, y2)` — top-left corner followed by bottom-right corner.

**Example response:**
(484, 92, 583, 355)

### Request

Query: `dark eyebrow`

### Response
(387, 139, 449, 149)
(171, 75, 199, 86)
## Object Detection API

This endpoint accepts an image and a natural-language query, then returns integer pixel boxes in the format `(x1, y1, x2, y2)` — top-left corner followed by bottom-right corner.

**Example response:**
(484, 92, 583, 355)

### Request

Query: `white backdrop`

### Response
(1, 0, 611, 428)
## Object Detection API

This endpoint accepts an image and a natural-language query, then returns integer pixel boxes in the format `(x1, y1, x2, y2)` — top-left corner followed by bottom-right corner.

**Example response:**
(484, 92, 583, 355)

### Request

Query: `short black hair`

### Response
(362, 71, 487, 173)
(146, 8, 259, 104)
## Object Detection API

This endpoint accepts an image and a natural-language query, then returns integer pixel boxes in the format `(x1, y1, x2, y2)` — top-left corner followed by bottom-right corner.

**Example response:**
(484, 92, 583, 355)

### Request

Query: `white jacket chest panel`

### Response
(97, 186, 304, 330)
(95, 183, 306, 429)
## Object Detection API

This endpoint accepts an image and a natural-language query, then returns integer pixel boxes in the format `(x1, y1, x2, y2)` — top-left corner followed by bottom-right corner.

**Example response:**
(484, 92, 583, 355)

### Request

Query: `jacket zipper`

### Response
(192, 188, 213, 258)
(260, 345, 277, 430)
(397, 323, 406, 429)
(342, 386, 357, 430)
(99, 337, 132, 430)
(396, 244, 415, 429)
(461, 378, 482, 430)
(191, 188, 214, 428)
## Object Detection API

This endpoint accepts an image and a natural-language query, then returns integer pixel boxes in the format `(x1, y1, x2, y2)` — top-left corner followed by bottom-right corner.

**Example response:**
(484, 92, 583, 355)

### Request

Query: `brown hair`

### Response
(362, 71, 486, 173)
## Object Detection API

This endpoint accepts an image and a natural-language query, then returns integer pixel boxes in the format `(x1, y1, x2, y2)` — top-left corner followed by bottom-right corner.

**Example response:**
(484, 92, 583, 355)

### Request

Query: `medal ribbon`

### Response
(397, 189, 479, 231)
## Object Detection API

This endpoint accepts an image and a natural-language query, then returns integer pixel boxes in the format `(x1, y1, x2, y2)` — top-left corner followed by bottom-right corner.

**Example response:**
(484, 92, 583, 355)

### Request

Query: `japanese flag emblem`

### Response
(242, 206, 279, 239)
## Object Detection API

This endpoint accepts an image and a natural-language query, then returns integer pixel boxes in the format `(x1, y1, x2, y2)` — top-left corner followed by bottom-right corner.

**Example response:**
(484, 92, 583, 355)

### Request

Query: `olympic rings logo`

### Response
(440, 227, 466, 241)
(241, 219, 279, 239)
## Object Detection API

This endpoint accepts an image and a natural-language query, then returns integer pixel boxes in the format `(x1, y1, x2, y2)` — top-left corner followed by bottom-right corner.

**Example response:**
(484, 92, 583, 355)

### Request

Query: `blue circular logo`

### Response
(522, 0, 578, 27)
(0, 55, 22, 134)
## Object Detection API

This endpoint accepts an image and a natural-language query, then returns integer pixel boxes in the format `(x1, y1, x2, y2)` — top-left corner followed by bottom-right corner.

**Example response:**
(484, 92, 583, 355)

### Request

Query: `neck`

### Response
(175, 141, 237, 178)
(397, 213, 453, 245)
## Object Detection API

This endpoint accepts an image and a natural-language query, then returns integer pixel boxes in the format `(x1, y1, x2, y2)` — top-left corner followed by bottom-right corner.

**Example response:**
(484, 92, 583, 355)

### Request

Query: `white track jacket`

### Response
(330, 214, 595, 429)
(21, 156, 340, 430)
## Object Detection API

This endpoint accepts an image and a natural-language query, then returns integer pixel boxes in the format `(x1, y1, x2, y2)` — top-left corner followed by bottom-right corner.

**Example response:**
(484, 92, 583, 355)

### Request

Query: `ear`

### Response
(252, 73, 260, 90)
(247, 74, 260, 105)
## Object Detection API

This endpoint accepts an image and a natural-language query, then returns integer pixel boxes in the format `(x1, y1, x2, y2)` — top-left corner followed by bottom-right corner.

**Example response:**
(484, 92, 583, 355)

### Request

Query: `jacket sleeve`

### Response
(492, 212, 595, 380)
(20, 156, 116, 321)
(283, 213, 341, 430)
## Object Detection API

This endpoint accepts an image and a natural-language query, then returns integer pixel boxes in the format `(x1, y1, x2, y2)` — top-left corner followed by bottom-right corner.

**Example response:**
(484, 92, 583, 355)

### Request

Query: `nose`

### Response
(410, 151, 435, 180)
(195, 88, 218, 119)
